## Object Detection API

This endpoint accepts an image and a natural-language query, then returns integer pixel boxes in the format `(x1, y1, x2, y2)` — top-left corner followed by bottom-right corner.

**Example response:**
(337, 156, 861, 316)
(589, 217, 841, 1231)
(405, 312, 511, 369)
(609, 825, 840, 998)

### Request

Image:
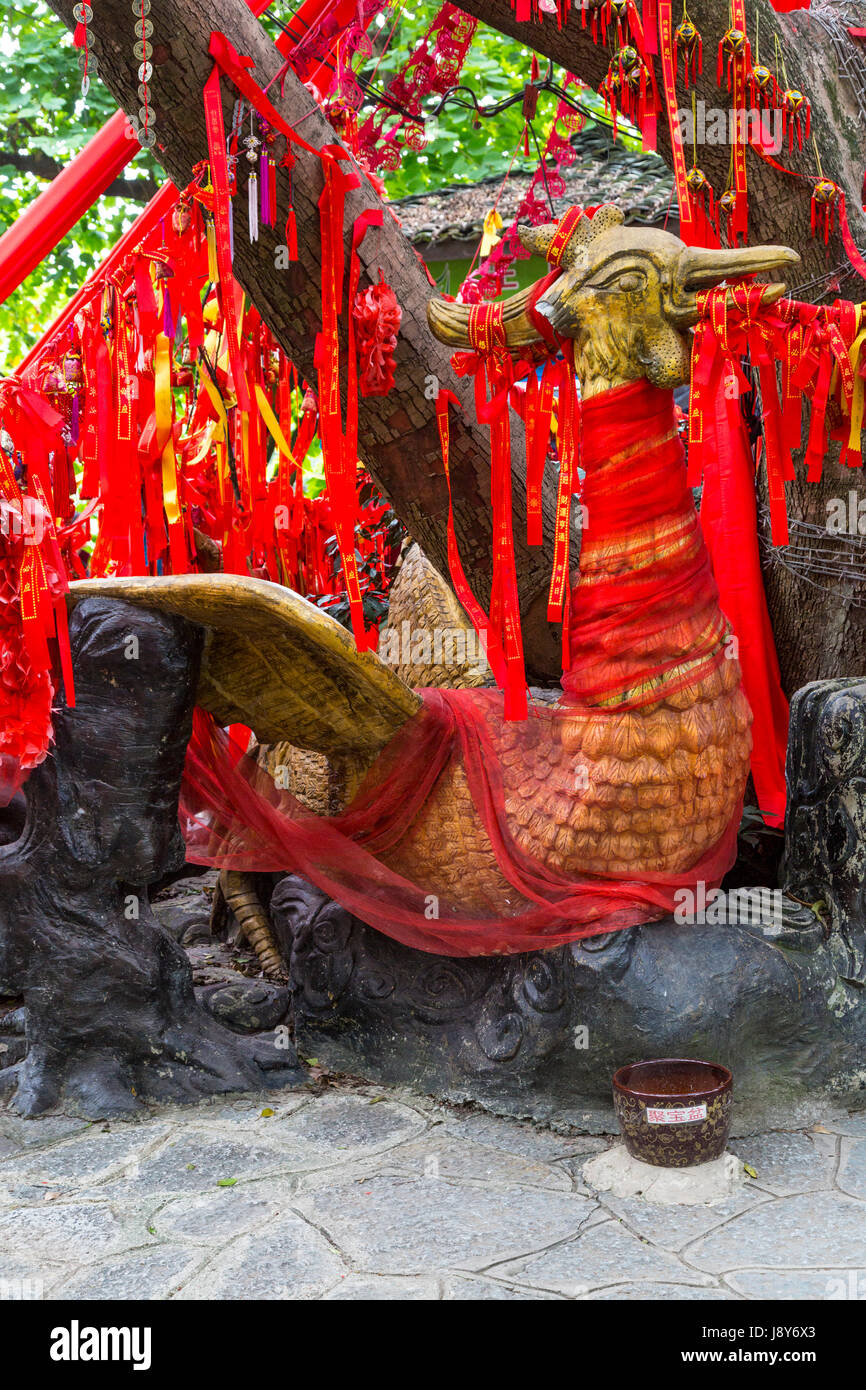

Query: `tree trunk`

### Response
(459, 0, 866, 695)
(45, 0, 566, 680)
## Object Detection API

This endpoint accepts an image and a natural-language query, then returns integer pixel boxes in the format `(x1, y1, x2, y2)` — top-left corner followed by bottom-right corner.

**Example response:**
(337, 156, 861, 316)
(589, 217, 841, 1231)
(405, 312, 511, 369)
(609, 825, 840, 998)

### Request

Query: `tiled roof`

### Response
(390, 129, 676, 250)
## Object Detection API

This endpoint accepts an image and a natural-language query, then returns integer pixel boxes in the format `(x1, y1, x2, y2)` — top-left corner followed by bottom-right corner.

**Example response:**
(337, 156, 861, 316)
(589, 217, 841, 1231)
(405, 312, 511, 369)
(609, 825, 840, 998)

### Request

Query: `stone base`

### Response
(271, 876, 866, 1131)
(583, 1145, 744, 1205)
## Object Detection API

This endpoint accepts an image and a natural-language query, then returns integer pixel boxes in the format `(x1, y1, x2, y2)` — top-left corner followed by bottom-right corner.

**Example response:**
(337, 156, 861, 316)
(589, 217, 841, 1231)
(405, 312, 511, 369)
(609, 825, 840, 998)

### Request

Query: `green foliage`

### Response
(364, 0, 637, 200)
(0, 0, 158, 370)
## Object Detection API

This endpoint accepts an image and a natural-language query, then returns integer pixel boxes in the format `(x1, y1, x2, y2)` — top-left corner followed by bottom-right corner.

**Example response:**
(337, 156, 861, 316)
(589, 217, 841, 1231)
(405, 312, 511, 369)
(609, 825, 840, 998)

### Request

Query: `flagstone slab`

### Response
(174, 1212, 346, 1300)
(726, 1268, 865, 1300)
(323, 1275, 440, 1300)
(190, 1093, 312, 1130)
(728, 1131, 837, 1195)
(583, 1281, 738, 1300)
(0, 1123, 173, 1196)
(0, 1199, 155, 1264)
(441, 1275, 564, 1299)
(153, 1183, 297, 1245)
(836, 1138, 866, 1199)
(597, 1189, 768, 1252)
(496, 1216, 713, 1295)
(686, 1193, 866, 1272)
(440, 1111, 606, 1163)
(80, 1130, 296, 1199)
(261, 1093, 425, 1160)
(52, 1244, 203, 1300)
(379, 1133, 571, 1190)
(294, 1173, 595, 1273)
(0, 1113, 91, 1149)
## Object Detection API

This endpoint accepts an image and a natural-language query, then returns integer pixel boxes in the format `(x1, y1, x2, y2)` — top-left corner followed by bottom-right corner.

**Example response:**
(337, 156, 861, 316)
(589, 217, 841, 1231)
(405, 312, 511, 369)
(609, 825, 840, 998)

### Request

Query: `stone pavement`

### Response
(1, 1082, 866, 1301)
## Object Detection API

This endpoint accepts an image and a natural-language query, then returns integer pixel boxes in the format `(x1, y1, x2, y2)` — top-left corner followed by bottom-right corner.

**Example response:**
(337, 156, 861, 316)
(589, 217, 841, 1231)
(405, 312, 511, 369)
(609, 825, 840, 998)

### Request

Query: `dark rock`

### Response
(200, 980, 291, 1033)
(151, 901, 213, 944)
(0, 600, 308, 1118)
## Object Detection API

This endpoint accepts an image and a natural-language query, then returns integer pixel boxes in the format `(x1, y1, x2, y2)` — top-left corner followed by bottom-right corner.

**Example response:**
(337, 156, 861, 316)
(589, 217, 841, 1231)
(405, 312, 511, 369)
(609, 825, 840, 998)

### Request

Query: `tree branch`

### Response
(0, 146, 158, 201)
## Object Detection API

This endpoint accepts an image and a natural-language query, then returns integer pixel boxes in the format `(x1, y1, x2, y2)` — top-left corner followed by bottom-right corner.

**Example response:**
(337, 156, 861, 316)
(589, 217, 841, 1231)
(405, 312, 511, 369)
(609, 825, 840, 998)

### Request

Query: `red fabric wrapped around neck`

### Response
(562, 381, 728, 708)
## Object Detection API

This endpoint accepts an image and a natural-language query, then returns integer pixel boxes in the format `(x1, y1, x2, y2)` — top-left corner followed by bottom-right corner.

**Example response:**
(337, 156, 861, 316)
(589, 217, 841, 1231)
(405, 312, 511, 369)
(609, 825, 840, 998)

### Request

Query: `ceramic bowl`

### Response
(611, 1058, 733, 1167)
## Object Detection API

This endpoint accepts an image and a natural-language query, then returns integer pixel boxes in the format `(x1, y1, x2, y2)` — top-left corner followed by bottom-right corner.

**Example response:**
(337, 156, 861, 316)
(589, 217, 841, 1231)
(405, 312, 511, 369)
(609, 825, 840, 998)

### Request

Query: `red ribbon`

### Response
(203, 66, 250, 413)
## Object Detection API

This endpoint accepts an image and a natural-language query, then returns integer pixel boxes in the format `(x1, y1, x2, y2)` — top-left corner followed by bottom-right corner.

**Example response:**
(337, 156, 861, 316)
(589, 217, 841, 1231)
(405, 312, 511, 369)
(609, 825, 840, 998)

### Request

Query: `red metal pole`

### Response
(0, 109, 137, 306)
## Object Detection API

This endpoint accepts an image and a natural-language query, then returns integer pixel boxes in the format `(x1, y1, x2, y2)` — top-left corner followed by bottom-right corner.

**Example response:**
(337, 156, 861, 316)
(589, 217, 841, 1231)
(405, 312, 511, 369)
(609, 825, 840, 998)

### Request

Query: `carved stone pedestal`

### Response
(272, 678, 866, 1127)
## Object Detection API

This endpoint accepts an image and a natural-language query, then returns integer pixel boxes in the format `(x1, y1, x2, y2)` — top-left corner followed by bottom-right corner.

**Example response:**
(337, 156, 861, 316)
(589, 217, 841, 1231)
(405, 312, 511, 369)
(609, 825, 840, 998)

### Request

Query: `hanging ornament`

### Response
(262, 127, 277, 230)
(133, 0, 155, 149)
(686, 165, 715, 217)
(717, 23, 750, 91)
(747, 14, 778, 109)
(610, 0, 630, 43)
(811, 177, 840, 244)
(674, 6, 702, 87)
(810, 145, 840, 246)
(72, 2, 96, 98)
(582, 0, 613, 45)
(782, 87, 811, 151)
(353, 273, 402, 398)
(717, 187, 739, 243)
(243, 113, 260, 245)
(600, 46, 640, 138)
(171, 195, 192, 237)
(748, 64, 778, 107)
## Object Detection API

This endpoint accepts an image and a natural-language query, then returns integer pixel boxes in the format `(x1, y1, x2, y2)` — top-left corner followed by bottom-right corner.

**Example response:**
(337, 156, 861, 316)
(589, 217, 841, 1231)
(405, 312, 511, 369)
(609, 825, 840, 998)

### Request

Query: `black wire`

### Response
(354, 62, 623, 140)
(527, 118, 556, 218)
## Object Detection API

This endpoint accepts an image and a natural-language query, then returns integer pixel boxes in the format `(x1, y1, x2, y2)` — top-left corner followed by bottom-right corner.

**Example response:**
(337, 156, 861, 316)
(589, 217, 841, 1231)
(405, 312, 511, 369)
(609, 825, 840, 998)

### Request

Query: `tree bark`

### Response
(45, 0, 566, 680)
(459, 0, 866, 695)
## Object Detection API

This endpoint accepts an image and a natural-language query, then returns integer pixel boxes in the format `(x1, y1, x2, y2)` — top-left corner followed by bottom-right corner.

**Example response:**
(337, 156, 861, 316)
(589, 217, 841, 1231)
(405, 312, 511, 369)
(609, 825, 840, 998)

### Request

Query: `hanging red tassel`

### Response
(782, 88, 811, 151)
(674, 9, 702, 87)
(811, 178, 839, 245)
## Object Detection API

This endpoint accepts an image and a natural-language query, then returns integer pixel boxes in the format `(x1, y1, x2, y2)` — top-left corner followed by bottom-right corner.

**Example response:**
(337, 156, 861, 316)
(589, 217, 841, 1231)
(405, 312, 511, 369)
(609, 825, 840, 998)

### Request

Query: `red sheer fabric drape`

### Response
(181, 700, 740, 957)
(180, 378, 747, 957)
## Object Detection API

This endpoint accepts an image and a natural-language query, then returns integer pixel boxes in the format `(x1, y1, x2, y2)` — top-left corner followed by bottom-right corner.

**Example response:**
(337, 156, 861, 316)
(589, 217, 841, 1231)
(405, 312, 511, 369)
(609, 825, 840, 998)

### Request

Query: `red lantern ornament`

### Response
(717, 26, 750, 91)
(748, 63, 778, 108)
(717, 187, 740, 244)
(675, 9, 702, 87)
(686, 165, 715, 222)
(782, 88, 811, 151)
(811, 178, 840, 244)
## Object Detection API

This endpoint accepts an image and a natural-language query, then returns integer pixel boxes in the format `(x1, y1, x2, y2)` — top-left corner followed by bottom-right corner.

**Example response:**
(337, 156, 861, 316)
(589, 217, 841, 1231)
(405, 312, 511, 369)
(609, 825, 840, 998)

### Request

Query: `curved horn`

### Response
(667, 242, 800, 327)
(427, 283, 544, 351)
(676, 243, 800, 290)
